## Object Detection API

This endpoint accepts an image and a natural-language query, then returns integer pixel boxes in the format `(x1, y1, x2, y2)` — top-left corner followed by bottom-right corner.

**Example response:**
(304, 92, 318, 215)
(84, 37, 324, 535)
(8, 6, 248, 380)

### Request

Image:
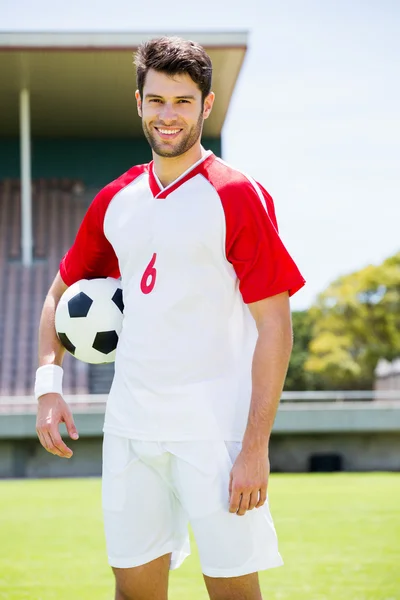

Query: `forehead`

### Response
(142, 69, 201, 98)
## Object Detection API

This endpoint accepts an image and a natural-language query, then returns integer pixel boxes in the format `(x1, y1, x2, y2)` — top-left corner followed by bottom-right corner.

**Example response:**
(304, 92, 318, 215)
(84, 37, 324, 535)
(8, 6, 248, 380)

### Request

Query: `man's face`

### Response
(136, 69, 214, 158)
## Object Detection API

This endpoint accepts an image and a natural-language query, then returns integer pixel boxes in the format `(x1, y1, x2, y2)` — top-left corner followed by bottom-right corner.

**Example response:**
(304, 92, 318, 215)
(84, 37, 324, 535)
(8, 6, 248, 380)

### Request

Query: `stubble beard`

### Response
(142, 110, 204, 158)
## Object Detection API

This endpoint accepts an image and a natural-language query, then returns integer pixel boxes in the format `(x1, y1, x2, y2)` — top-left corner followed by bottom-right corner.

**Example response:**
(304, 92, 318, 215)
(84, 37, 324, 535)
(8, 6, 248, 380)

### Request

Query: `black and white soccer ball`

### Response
(55, 277, 124, 364)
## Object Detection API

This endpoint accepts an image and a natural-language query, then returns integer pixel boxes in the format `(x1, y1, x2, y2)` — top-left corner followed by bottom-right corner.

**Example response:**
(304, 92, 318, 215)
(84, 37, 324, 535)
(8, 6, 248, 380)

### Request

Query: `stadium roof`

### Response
(0, 31, 248, 138)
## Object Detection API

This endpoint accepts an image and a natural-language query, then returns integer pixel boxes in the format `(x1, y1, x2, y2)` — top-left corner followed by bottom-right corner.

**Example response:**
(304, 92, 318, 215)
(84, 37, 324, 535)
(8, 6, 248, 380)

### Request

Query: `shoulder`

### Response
(93, 163, 150, 207)
(202, 155, 275, 219)
(83, 164, 150, 227)
(203, 155, 253, 191)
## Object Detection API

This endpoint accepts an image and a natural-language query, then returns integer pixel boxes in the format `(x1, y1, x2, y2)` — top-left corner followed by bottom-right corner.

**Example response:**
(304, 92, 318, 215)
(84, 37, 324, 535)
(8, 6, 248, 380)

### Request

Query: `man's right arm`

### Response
(39, 271, 67, 368)
(35, 271, 79, 459)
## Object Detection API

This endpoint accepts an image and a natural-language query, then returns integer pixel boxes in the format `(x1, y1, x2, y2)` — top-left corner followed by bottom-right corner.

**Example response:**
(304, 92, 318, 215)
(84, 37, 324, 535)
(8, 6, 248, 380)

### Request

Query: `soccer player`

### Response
(35, 37, 305, 600)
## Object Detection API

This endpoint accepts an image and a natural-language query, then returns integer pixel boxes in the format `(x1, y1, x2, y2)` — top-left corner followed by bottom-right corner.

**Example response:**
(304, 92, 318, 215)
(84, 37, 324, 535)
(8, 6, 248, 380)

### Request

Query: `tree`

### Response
(305, 252, 400, 389)
(285, 310, 326, 391)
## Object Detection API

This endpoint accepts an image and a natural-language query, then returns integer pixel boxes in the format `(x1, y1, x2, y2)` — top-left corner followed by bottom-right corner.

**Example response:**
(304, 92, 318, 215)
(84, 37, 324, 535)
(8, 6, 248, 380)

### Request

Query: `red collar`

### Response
(148, 152, 215, 199)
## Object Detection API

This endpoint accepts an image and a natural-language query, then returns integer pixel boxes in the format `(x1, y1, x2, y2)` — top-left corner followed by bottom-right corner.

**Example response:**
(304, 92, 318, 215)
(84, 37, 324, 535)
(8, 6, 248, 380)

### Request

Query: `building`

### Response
(0, 30, 247, 396)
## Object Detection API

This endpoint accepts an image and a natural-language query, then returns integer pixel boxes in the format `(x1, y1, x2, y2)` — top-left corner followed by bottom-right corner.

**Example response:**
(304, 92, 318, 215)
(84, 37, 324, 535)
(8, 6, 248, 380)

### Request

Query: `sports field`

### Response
(0, 473, 398, 600)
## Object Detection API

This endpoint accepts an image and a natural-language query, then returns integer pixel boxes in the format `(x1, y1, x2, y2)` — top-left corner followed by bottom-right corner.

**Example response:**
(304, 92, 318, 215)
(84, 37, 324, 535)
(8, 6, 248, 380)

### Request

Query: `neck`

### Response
(153, 142, 206, 188)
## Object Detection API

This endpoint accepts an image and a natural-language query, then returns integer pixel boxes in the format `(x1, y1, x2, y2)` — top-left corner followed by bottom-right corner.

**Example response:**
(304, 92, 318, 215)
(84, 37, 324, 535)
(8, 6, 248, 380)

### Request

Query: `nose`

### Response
(158, 102, 177, 124)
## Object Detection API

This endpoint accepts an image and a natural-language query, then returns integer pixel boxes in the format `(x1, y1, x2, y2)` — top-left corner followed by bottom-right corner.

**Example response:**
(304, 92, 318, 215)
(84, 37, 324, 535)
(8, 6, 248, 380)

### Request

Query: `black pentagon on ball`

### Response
(58, 332, 76, 355)
(112, 288, 124, 314)
(92, 330, 119, 355)
(68, 292, 93, 318)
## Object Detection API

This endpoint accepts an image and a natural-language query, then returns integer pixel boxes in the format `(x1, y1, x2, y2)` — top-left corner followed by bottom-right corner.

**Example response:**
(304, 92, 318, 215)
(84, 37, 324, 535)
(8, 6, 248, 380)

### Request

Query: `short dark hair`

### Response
(134, 36, 213, 102)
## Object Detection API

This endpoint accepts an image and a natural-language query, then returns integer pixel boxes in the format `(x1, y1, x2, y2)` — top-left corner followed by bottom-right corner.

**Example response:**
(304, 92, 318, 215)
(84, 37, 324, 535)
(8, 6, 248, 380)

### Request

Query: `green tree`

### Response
(305, 252, 400, 389)
(285, 310, 326, 391)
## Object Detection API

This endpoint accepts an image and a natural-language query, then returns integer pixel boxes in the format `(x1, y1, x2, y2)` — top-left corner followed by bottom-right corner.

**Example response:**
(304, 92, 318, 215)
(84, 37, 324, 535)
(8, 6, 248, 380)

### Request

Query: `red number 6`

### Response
(140, 253, 157, 294)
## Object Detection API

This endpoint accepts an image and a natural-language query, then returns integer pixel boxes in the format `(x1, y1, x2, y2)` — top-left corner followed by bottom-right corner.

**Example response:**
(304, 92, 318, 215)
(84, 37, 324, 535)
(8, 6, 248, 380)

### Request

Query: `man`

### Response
(35, 37, 305, 600)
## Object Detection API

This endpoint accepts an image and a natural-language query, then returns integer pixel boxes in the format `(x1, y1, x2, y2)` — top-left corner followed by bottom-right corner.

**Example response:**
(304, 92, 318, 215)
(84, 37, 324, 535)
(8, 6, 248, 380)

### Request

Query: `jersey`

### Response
(60, 150, 305, 441)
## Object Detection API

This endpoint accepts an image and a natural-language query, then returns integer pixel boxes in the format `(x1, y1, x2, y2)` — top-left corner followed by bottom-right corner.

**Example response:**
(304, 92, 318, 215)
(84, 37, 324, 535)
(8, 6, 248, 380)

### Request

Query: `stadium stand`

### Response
(0, 30, 241, 399)
(0, 178, 114, 397)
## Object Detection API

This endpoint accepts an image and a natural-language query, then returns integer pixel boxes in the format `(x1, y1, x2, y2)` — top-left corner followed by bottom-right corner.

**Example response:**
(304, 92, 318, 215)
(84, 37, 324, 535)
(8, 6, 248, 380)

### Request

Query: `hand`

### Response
(36, 393, 79, 459)
(229, 447, 270, 516)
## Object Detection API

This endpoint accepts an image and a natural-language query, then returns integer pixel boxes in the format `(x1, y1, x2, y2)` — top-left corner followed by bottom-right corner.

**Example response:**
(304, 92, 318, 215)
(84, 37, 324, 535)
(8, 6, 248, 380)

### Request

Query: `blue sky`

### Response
(1, 0, 399, 310)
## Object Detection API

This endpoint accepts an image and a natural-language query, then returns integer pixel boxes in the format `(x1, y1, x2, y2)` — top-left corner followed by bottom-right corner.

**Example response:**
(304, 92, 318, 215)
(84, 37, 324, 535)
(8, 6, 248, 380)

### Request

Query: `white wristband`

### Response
(34, 364, 64, 401)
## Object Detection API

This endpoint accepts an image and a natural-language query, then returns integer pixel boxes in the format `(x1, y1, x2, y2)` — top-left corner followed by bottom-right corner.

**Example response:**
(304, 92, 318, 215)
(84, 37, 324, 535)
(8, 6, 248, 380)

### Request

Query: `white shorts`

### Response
(102, 434, 284, 578)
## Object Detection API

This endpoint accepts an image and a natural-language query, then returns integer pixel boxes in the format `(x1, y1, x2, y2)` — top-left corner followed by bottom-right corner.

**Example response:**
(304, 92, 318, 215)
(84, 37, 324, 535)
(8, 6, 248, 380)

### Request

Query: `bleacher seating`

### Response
(0, 178, 113, 396)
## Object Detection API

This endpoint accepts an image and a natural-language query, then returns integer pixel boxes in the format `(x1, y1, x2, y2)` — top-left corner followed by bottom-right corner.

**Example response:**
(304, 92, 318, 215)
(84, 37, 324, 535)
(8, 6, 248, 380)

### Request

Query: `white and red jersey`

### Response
(60, 150, 305, 441)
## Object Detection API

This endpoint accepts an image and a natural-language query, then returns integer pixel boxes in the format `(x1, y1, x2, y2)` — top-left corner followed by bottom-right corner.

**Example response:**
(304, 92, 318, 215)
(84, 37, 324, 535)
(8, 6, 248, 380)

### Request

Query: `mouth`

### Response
(154, 127, 183, 141)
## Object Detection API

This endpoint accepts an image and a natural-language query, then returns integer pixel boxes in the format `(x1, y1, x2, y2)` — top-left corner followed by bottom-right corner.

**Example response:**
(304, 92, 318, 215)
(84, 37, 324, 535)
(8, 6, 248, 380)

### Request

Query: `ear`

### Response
(135, 90, 142, 117)
(203, 92, 215, 120)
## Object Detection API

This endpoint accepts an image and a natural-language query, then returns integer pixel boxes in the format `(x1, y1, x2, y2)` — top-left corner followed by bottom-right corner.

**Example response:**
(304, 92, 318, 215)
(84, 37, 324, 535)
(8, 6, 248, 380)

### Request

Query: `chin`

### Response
(152, 142, 185, 158)
(154, 149, 183, 158)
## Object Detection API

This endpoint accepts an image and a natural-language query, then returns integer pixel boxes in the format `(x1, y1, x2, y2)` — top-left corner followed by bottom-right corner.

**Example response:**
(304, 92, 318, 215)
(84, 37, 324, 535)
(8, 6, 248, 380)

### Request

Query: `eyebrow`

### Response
(144, 94, 196, 100)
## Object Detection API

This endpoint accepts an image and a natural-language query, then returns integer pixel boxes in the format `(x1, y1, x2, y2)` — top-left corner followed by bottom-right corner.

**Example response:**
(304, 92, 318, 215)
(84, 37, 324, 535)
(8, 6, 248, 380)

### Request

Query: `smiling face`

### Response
(136, 69, 214, 158)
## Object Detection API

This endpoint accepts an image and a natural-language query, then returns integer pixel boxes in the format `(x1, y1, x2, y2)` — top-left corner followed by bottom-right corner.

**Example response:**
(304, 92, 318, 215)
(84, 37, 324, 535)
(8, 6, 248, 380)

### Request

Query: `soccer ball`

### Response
(55, 277, 124, 364)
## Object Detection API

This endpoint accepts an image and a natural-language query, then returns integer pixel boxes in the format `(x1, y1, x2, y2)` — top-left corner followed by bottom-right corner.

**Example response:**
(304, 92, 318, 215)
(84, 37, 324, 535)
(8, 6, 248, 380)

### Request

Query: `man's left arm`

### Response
(229, 291, 293, 516)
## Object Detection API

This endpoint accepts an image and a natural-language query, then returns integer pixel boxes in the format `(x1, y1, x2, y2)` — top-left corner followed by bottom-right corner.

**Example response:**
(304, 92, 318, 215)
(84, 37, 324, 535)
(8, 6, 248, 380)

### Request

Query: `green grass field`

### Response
(0, 474, 398, 600)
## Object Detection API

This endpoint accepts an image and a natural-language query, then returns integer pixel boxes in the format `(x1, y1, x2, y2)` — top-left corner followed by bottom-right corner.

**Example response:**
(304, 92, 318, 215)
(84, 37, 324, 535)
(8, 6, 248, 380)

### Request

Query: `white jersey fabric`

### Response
(60, 151, 305, 441)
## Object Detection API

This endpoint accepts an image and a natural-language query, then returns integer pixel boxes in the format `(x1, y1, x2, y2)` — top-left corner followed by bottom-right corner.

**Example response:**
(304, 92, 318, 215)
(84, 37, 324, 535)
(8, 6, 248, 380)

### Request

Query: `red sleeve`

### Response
(60, 165, 147, 286)
(220, 178, 305, 303)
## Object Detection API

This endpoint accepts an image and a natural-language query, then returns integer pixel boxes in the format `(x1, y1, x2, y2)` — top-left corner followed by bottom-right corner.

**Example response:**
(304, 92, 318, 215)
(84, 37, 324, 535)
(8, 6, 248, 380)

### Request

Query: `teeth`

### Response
(158, 129, 180, 135)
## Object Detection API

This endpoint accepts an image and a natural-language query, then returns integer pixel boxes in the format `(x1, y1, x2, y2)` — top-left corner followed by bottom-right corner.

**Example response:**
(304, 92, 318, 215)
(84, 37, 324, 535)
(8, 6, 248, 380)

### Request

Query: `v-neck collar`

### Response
(148, 150, 214, 199)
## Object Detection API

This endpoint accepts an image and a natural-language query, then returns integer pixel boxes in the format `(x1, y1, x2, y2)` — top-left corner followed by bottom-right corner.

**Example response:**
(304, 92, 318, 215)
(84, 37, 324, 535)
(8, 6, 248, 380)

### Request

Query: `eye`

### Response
(177, 99, 190, 104)
(149, 98, 162, 103)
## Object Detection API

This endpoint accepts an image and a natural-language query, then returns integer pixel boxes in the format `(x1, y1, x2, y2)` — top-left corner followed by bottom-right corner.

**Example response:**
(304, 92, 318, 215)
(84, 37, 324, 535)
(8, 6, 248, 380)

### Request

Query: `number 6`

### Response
(140, 253, 157, 294)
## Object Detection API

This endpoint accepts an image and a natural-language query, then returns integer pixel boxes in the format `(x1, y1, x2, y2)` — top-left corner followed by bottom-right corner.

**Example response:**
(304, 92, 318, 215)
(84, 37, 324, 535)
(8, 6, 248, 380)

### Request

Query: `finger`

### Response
(40, 431, 57, 455)
(256, 486, 267, 508)
(62, 410, 79, 440)
(248, 491, 259, 511)
(237, 492, 251, 516)
(49, 431, 73, 458)
(37, 426, 73, 458)
(229, 489, 242, 514)
(228, 473, 233, 498)
(36, 430, 48, 451)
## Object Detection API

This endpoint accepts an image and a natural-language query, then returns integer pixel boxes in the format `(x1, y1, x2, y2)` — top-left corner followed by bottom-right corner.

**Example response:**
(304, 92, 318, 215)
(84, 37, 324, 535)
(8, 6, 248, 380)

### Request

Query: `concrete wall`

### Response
(0, 438, 102, 478)
(270, 432, 400, 472)
(1, 431, 399, 479)
(1, 401, 399, 477)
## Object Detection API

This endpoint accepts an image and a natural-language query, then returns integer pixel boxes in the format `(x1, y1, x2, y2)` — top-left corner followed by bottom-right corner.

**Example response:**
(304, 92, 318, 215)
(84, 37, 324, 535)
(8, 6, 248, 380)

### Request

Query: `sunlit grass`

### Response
(0, 474, 398, 599)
